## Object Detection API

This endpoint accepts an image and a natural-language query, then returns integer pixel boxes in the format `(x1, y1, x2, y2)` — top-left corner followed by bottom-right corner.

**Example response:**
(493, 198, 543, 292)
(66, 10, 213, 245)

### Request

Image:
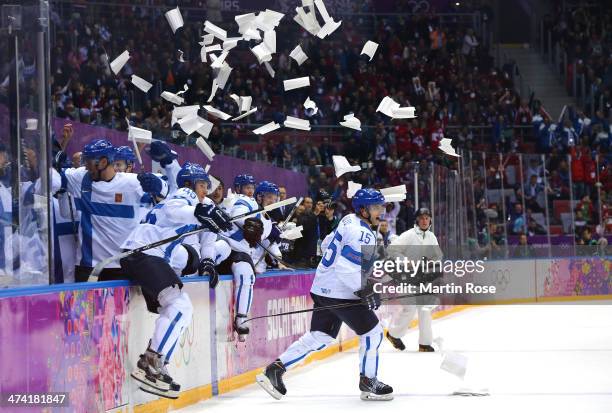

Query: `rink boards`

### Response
(0, 255, 610, 413)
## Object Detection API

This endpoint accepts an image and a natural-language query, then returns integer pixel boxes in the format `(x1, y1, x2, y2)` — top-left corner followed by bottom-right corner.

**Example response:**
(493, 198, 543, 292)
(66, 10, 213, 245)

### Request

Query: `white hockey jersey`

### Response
(0, 179, 48, 278)
(219, 194, 283, 273)
(391, 226, 444, 262)
(55, 167, 167, 268)
(311, 214, 376, 299)
(122, 187, 216, 273)
(53, 196, 78, 283)
(223, 194, 271, 253)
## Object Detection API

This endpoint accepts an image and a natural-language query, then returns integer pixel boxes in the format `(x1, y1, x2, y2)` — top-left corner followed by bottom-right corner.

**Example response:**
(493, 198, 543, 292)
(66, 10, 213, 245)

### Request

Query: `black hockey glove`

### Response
(198, 258, 219, 288)
(355, 282, 382, 310)
(194, 203, 233, 233)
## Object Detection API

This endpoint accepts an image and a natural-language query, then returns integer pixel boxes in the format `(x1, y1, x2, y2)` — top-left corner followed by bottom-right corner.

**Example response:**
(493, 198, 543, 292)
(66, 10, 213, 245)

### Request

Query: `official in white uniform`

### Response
(387, 207, 443, 352)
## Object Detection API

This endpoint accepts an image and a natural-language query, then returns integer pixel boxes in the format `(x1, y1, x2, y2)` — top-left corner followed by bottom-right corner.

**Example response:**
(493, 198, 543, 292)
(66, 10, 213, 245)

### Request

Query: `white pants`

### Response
(388, 305, 433, 345)
(151, 286, 193, 360)
(279, 323, 384, 378)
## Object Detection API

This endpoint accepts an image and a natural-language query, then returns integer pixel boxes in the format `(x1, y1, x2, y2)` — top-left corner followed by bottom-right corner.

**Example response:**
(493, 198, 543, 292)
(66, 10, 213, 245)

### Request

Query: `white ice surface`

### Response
(178, 303, 612, 413)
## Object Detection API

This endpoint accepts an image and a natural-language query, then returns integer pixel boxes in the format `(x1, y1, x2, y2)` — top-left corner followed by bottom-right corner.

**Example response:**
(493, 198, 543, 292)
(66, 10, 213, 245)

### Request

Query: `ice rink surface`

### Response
(179, 303, 612, 413)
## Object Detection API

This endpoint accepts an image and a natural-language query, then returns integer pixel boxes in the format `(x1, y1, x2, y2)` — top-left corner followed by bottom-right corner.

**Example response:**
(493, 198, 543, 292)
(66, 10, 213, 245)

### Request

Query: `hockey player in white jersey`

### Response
(257, 188, 394, 401)
(215, 179, 284, 341)
(120, 163, 232, 399)
(386, 207, 444, 352)
(54, 138, 169, 282)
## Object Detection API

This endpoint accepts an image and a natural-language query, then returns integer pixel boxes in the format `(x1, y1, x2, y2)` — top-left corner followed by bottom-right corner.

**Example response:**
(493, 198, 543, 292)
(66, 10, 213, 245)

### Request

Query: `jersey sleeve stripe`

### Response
(340, 244, 362, 265)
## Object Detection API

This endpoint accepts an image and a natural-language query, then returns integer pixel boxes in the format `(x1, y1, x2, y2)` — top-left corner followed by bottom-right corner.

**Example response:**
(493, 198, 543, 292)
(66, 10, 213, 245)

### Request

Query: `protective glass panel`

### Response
(0, 0, 53, 287)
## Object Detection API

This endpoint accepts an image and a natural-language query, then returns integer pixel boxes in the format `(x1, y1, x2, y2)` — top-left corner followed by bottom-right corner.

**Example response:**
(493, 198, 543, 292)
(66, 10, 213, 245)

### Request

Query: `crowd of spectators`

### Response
(40, 1, 610, 255)
(543, 0, 612, 119)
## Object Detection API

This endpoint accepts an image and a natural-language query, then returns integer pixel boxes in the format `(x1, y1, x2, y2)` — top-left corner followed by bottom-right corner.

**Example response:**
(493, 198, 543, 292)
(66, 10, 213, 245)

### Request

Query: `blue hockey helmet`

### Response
(82, 139, 115, 162)
(114, 146, 136, 164)
(233, 174, 256, 190)
(352, 188, 385, 211)
(176, 163, 211, 189)
(254, 180, 279, 199)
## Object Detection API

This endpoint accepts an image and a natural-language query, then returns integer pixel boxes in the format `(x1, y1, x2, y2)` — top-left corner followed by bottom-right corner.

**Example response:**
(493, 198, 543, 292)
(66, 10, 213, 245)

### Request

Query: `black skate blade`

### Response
(131, 370, 170, 392)
(139, 383, 179, 400)
(360, 391, 394, 401)
(256, 373, 283, 400)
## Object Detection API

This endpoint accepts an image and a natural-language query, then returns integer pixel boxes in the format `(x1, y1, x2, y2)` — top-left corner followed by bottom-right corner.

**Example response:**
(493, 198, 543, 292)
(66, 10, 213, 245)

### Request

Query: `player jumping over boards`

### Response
(256, 188, 394, 401)
(120, 163, 232, 399)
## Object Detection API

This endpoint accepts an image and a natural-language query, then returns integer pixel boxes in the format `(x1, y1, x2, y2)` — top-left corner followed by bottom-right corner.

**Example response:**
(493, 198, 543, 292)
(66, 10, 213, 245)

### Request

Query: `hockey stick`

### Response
(279, 197, 303, 229)
(241, 292, 430, 324)
(87, 197, 297, 281)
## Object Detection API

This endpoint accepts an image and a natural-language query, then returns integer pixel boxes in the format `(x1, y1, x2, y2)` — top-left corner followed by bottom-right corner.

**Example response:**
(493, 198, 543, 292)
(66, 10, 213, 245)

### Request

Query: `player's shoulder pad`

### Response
(340, 214, 354, 226)
(171, 187, 199, 205)
(233, 194, 258, 210)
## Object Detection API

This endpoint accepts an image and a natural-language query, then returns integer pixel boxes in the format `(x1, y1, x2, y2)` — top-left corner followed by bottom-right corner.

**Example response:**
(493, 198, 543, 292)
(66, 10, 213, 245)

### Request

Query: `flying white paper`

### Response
(376, 96, 417, 119)
(223, 37, 242, 51)
(131, 75, 152, 92)
(283, 76, 310, 91)
(333, 155, 361, 177)
(215, 63, 233, 89)
(347, 181, 362, 198)
(204, 21, 227, 41)
(264, 61, 275, 78)
(253, 121, 281, 135)
(207, 79, 219, 102)
(339, 113, 361, 131)
(439, 138, 461, 157)
(289, 45, 309, 65)
(210, 51, 229, 69)
(160, 91, 184, 105)
(110, 50, 130, 75)
(303, 97, 318, 114)
(380, 185, 407, 195)
(251, 43, 273, 64)
(178, 115, 205, 135)
(284, 116, 311, 131)
(360, 40, 379, 61)
(230, 94, 252, 112)
(202, 105, 232, 120)
(391, 106, 416, 119)
(264, 30, 277, 54)
(128, 125, 152, 144)
(383, 193, 406, 202)
(209, 174, 220, 193)
(232, 107, 258, 121)
(376, 96, 400, 118)
(171, 105, 200, 126)
(201, 33, 215, 46)
(197, 119, 214, 138)
(205, 44, 222, 53)
(164, 7, 184, 34)
(196, 137, 215, 161)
